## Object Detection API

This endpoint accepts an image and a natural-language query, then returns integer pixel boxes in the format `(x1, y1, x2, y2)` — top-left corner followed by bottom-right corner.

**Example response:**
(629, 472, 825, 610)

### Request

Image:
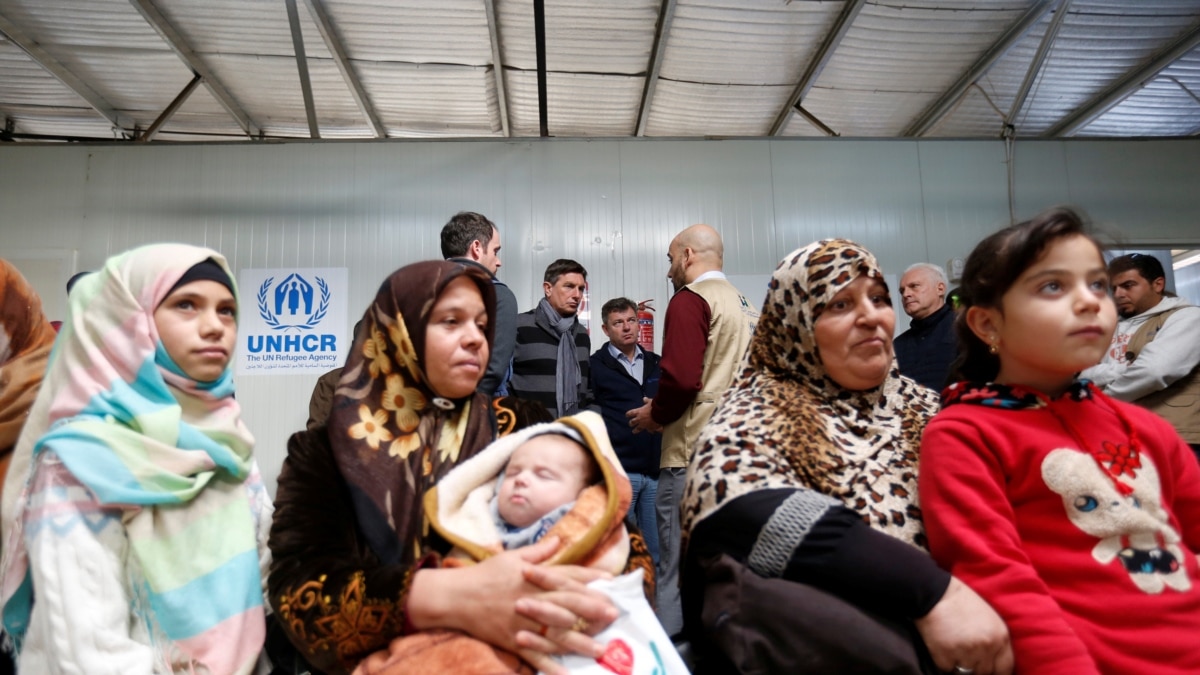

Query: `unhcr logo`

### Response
(257, 272, 330, 330)
(237, 266, 349, 374)
(246, 273, 338, 357)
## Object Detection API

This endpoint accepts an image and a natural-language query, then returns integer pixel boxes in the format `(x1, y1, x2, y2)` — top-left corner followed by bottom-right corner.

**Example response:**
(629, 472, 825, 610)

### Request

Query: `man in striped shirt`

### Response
(509, 259, 594, 418)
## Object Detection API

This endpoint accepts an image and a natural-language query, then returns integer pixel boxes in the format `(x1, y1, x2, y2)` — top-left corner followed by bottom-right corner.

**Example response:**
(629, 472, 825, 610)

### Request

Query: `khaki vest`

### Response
(1128, 307, 1200, 443)
(660, 278, 758, 468)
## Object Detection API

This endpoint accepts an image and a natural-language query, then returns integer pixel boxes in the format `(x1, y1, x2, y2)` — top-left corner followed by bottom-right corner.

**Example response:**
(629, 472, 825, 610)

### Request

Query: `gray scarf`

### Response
(534, 297, 581, 416)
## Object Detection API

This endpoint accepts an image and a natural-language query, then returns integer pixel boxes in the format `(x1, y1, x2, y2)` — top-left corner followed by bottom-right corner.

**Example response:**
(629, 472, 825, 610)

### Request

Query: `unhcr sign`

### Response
(236, 267, 349, 375)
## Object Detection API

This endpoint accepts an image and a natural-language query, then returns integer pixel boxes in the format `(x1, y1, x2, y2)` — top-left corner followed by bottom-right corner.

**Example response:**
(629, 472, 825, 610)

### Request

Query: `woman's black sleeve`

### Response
(689, 488, 950, 618)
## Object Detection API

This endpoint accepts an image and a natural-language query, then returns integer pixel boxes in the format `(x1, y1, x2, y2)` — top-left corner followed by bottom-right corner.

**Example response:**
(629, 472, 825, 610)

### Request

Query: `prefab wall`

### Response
(3, 137, 1198, 495)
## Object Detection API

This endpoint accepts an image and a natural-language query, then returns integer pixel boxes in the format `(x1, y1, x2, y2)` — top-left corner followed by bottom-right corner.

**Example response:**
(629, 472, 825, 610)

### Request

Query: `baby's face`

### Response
(497, 434, 591, 528)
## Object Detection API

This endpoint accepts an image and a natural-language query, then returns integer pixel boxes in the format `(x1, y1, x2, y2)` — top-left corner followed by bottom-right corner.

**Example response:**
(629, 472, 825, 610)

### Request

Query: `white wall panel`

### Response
(1010, 141, 1074, 222)
(1010, 140, 1200, 246)
(1061, 142, 1200, 245)
(2, 137, 1199, 495)
(617, 140, 778, 336)
(0, 146, 88, 249)
(913, 141, 1013, 273)
(770, 140, 927, 277)
(528, 141, 624, 328)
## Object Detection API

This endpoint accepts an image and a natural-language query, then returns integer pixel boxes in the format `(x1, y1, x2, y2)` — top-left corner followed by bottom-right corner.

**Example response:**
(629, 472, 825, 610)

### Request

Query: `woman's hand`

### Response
(915, 576, 1014, 675)
(405, 536, 618, 675)
(511, 564, 619, 674)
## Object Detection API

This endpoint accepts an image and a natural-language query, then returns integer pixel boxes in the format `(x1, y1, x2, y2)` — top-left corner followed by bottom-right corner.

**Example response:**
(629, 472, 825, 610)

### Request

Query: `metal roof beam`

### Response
(769, 0, 865, 136)
(1006, 0, 1069, 131)
(795, 105, 838, 136)
(1167, 75, 1200, 107)
(483, 0, 510, 137)
(302, 0, 385, 138)
(285, 0, 320, 138)
(534, 0, 548, 137)
(138, 72, 201, 141)
(1167, 75, 1200, 137)
(128, 0, 260, 138)
(0, 12, 129, 133)
(635, 0, 678, 137)
(1045, 23, 1200, 137)
(903, 0, 1055, 137)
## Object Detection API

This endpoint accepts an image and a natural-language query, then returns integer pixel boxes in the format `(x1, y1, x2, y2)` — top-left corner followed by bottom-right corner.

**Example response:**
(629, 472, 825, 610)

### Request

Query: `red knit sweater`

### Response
(920, 382, 1200, 674)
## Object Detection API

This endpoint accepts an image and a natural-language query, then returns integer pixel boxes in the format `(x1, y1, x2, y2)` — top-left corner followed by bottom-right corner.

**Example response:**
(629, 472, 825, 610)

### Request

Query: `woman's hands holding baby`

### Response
(406, 535, 618, 675)
(513, 560, 619, 673)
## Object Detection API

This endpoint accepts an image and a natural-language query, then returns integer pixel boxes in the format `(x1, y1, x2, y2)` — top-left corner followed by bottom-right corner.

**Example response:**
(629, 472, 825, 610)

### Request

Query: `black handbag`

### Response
(690, 553, 938, 675)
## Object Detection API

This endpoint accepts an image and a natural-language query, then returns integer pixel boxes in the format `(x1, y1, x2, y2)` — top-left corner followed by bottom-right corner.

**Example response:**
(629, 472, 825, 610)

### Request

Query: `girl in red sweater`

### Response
(919, 207, 1200, 675)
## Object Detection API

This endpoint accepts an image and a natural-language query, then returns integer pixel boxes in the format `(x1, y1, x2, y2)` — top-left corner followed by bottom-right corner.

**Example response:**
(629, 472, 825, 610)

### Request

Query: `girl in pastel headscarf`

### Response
(0, 244, 271, 674)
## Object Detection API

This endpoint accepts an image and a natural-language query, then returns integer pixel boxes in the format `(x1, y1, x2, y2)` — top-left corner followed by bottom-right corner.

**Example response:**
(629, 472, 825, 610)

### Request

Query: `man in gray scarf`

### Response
(510, 259, 594, 417)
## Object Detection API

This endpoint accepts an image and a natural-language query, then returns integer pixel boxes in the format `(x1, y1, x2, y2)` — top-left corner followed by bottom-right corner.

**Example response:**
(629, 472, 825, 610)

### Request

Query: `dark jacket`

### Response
(305, 367, 343, 431)
(590, 344, 663, 476)
(893, 303, 958, 392)
(448, 257, 517, 396)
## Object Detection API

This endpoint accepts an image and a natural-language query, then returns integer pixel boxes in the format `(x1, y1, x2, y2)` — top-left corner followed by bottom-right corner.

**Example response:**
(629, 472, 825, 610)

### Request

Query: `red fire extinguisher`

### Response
(637, 299, 655, 353)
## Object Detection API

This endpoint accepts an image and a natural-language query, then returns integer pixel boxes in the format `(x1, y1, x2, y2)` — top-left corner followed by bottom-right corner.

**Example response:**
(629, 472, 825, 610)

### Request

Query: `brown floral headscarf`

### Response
(0, 260, 56, 485)
(328, 260, 497, 565)
(682, 240, 940, 550)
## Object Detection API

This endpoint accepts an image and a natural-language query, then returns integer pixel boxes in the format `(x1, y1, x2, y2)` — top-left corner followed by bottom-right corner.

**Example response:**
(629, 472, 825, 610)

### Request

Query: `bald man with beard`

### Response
(627, 223, 758, 638)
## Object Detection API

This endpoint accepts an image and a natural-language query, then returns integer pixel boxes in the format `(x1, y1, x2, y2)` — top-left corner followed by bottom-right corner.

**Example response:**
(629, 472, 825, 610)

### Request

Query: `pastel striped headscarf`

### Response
(0, 243, 263, 673)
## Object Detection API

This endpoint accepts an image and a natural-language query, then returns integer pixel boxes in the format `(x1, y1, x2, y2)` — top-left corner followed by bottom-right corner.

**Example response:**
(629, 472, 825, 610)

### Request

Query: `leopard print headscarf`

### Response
(682, 239, 940, 549)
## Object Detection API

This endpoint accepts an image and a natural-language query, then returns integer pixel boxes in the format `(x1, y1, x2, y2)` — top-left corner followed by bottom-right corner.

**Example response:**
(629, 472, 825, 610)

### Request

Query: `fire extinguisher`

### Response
(637, 299, 655, 353)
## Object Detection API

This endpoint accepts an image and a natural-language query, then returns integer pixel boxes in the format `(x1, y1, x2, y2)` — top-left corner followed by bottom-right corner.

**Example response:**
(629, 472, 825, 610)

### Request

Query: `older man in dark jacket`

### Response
(894, 262, 958, 391)
(590, 297, 662, 563)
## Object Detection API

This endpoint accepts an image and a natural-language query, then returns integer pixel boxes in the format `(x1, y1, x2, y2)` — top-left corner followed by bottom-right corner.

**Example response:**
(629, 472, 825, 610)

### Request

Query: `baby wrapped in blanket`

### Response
(354, 411, 685, 675)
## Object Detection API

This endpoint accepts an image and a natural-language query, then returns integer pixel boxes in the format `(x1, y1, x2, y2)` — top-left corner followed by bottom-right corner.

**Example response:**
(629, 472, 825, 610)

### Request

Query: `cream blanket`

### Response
(355, 411, 633, 675)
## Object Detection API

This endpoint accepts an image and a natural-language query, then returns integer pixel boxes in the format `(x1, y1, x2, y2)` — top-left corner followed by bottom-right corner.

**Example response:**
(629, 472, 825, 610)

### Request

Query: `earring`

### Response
(988, 338, 999, 355)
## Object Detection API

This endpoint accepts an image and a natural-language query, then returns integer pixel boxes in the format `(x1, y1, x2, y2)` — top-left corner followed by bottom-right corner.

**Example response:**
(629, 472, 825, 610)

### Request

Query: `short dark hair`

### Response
(440, 212, 496, 259)
(543, 259, 587, 285)
(66, 271, 91, 293)
(951, 207, 1104, 383)
(601, 297, 638, 324)
(1107, 253, 1165, 284)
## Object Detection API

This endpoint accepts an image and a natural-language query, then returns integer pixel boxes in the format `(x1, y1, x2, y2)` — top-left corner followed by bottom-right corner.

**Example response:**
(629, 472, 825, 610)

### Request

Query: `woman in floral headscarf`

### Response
(680, 240, 1012, 675)
(268, 261, 646, 675)
(0, 260, 56, 489)
(0, 260, 56, 674)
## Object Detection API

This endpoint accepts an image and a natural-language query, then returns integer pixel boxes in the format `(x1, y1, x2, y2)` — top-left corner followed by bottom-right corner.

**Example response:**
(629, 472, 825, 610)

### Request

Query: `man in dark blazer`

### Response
(590, 297, 662, 563)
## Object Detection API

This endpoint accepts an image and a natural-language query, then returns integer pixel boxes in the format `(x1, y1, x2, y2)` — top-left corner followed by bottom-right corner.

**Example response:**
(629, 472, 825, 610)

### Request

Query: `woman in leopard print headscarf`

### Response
(680, 240, 1013, 675)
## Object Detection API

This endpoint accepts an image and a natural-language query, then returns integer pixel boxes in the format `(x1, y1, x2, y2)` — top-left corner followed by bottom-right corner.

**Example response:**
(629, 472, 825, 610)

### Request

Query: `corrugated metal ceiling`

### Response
(0, 0, 1198, 143)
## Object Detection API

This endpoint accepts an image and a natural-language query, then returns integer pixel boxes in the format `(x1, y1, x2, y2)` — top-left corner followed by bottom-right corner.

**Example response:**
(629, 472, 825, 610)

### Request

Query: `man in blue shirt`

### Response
(589, 297, 662, 563)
